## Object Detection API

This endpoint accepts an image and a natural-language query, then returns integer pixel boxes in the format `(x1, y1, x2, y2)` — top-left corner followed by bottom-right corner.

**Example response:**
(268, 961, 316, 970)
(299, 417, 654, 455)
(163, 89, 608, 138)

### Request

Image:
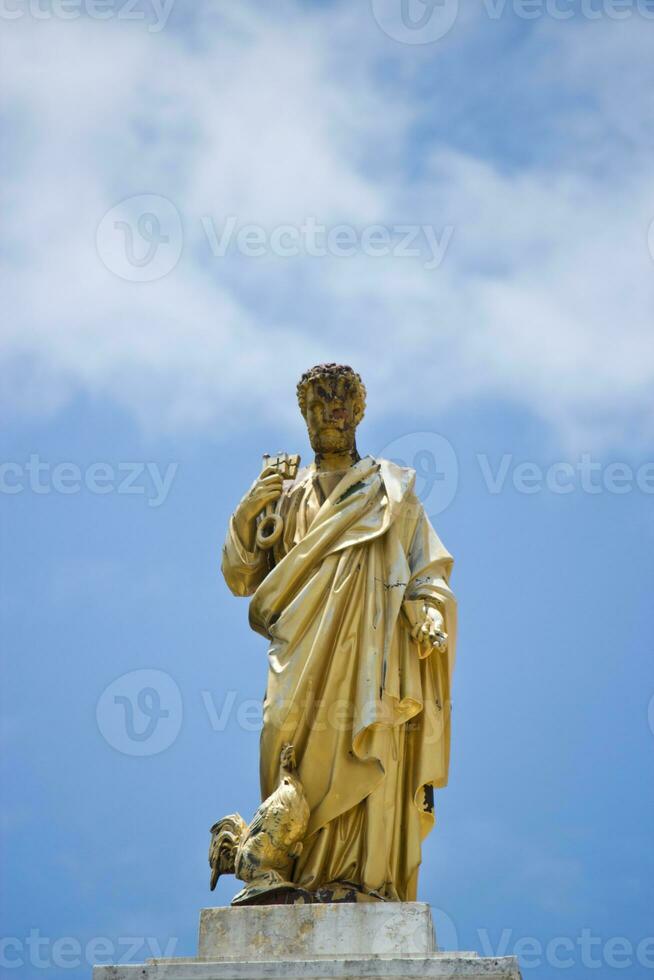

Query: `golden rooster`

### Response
(209, 744, 310, 904)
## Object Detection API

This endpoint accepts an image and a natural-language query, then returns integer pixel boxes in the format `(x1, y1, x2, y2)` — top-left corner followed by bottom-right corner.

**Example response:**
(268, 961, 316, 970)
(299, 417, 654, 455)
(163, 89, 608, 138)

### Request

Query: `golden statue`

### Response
(214, 364, 457, 904)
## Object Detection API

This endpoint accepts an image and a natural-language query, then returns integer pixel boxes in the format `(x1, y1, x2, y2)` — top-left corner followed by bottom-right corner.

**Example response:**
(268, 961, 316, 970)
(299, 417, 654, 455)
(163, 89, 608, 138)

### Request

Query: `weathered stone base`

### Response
(93, 903, 521, 980)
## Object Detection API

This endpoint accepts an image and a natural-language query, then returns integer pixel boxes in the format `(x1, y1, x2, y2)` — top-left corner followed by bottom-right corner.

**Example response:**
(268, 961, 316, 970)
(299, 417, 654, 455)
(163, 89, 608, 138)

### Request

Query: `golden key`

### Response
(255, 452, 301, 551)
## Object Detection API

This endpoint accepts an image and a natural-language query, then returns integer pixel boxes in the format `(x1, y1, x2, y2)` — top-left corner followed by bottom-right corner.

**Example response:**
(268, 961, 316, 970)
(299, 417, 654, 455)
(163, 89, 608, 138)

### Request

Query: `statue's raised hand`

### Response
(240, 466, 284, 520)
(233, 466, 284, 549)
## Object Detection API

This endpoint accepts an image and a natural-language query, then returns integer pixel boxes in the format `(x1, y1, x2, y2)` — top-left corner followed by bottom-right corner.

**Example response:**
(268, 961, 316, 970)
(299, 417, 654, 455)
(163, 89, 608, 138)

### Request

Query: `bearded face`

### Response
(304, 375, 359, 457)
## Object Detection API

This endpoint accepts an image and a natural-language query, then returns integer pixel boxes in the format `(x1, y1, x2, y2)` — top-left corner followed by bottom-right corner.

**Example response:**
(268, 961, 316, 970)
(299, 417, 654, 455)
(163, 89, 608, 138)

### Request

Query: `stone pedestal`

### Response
(93, 903, 521, 979)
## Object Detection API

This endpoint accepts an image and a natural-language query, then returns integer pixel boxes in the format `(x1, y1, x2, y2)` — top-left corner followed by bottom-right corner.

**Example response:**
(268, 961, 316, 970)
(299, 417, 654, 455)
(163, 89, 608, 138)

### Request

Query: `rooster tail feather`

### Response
(208, 813, 247, 890)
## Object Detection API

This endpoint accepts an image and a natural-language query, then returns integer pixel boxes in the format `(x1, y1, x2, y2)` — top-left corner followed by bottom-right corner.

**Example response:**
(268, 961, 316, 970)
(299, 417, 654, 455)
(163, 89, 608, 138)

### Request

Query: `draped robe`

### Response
(221, 456, 456, 901)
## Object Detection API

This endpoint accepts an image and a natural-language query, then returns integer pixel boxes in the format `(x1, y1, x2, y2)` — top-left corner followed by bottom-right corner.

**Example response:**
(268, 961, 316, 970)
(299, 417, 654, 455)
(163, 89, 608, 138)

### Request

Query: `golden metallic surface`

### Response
(218, 364, 457, 904)
(209, 745, 310, 906)
(255, 453, 301, 551)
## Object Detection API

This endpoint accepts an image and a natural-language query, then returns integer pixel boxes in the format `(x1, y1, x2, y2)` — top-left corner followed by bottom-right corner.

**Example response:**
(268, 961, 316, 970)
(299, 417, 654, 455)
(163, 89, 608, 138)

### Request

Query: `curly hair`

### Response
(297, 363, 367, 424)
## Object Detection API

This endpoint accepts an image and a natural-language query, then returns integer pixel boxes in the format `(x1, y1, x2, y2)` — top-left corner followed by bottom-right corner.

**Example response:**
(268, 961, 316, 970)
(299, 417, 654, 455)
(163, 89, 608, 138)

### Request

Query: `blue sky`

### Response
(1, 1, 654, 978)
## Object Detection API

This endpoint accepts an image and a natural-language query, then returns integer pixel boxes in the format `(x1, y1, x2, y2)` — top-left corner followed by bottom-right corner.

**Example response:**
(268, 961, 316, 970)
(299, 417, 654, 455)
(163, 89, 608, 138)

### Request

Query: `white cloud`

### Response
(1, 3, 652, 447)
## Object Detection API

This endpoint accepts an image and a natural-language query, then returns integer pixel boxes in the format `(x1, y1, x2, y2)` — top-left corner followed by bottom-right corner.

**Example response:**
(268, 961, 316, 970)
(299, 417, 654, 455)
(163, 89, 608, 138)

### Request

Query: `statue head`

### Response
(297, 363, 366, 459)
